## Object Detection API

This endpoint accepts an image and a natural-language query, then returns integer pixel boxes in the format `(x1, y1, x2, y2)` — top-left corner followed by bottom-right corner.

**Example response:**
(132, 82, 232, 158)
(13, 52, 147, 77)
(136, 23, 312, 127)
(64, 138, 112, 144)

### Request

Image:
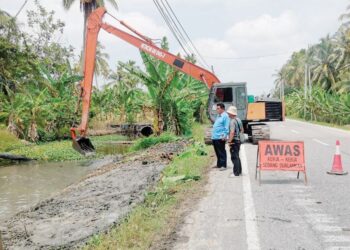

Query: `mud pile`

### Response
(1, 140, 187, 249)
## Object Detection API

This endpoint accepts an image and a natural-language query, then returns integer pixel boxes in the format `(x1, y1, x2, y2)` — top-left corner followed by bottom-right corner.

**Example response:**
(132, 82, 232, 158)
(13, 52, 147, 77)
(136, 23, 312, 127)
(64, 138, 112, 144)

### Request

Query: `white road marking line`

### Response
(313, 138, 329, 146)
(323, 235, 350, 242)
(313, 224, 342, 232)
(305, 215, 336, 224)
(327, 247, 350, 250)
(291, 129, 300, 134)
(241, 145, 261, 250)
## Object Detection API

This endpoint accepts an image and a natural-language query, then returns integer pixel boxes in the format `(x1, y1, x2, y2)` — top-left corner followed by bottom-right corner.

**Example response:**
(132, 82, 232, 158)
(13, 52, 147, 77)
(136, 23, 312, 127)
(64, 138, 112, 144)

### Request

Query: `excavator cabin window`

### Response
(214, 88, 233, 103)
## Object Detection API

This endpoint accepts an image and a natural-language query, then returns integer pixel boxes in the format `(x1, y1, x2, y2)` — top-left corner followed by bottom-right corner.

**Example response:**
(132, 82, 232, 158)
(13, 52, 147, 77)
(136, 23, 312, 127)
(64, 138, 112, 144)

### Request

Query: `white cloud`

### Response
(112, 12, 170, 39)
(190, 11, 309, 93)
(193, 38, 236, 58)
(225, 11, 306, 55)
(2, 0, 349, 94)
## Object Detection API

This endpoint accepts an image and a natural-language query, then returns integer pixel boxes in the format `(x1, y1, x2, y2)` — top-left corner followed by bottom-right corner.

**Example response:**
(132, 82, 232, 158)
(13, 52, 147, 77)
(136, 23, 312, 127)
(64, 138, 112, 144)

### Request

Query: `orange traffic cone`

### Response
(327, 140, 348, 175)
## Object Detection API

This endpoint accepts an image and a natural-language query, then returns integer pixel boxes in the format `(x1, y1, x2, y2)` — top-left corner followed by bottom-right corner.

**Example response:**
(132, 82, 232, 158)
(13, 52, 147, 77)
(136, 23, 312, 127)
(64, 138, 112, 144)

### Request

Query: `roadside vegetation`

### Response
(0, 1, 208, 152)
(4, 134, 127, 161)
(84, 123, 213, 249)
(0, 128, 23, 152)
(130, 132, 178, 151)
(274, 3, 350, 126)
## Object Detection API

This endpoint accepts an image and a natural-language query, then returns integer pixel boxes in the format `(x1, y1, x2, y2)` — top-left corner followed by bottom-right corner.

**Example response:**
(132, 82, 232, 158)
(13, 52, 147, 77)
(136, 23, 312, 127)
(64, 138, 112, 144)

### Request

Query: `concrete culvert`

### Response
(140, 126, 153, 137)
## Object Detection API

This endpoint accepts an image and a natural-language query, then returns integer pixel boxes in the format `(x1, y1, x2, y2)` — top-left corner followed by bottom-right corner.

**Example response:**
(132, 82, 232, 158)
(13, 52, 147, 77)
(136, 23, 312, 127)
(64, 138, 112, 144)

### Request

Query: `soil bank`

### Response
(1, 140, 187, 249)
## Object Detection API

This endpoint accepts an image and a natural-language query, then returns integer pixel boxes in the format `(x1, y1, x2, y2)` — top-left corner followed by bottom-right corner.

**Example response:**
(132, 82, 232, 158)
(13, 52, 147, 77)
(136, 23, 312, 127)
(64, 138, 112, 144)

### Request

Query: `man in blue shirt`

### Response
(211, 103, 230, 169)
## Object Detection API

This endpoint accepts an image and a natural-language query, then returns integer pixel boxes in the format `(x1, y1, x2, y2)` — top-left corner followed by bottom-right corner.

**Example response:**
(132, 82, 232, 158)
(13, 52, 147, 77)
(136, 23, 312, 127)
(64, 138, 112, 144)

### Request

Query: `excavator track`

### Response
(250, 123, 270, 144)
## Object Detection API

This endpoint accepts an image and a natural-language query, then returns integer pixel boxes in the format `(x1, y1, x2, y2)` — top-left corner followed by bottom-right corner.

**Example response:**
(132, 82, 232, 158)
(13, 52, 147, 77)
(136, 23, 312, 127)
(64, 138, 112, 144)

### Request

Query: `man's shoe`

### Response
(219, 167, 227, 171)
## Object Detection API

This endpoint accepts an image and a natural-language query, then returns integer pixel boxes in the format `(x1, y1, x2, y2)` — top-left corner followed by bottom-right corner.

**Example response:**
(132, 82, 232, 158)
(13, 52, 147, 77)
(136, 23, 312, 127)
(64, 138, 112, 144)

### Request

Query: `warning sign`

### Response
(259, 141, 305, 171)
(256, 141, 307, 185)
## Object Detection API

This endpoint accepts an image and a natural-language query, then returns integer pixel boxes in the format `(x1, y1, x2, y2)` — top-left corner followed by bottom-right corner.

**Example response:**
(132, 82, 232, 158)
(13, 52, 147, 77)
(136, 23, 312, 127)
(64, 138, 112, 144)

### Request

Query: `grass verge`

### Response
(83, 123, 214, 249)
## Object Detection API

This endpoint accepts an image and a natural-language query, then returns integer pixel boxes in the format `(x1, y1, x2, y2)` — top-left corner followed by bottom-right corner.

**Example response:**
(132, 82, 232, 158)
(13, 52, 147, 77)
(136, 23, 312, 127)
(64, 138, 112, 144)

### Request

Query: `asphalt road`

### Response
(173, 119, 350, 250)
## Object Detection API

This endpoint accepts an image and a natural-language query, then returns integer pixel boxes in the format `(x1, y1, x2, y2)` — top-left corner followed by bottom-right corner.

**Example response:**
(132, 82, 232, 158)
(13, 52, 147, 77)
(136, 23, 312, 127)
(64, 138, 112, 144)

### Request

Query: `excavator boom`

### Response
(71, 7, 220, 154)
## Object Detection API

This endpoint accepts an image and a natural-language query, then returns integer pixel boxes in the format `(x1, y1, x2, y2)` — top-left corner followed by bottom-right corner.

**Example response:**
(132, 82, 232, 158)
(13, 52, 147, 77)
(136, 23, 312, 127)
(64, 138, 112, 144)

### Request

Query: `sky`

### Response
(2, 0, 349, 95)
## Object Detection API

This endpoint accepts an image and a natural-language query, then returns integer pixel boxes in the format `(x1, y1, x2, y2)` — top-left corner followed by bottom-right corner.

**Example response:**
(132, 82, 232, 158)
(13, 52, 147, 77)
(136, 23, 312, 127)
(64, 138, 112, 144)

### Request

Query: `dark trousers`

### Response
(212, 139, 227, 168)
(230, 141, 242, 175)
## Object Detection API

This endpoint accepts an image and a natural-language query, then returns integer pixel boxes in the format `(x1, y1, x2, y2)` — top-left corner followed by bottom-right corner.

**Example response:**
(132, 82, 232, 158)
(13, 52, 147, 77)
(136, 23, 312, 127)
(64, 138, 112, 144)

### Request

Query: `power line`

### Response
(14, 0, 29, 18)
(162, 0, 210, 68)
(153, 0, 210, 69)
(153, 0, 191, 58)
(159, 0, 191, 55)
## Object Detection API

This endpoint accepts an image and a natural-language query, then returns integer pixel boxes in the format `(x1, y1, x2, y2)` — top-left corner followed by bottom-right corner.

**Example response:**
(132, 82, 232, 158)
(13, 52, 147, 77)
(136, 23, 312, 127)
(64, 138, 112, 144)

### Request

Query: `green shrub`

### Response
(130, 132, 178, 151)
(37, 128, 57, 142)
(9, 140, 88, 161)
(0, 129, 23, 151)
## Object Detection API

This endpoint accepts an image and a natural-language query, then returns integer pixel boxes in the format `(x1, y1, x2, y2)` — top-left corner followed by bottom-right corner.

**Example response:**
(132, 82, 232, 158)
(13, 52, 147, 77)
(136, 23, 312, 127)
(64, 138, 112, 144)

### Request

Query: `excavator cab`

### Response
(208, 82, 248, 122)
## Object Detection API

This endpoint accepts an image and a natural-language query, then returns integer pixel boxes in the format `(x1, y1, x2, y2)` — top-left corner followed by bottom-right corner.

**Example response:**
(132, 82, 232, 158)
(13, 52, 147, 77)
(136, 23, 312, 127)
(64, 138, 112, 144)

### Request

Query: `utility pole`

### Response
(304, 63, 307, 119)
(304, 44, 310, 119)
(308, 62, 312, 96)
(0, 232, 3, 250)
(280, 80, 285, 101)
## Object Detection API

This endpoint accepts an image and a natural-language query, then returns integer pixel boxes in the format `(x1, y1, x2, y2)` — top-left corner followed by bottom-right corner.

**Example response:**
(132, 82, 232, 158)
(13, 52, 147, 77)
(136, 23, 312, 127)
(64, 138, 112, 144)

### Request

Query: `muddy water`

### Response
(0, 143, 130, 222)
(0, 161, 93, 222)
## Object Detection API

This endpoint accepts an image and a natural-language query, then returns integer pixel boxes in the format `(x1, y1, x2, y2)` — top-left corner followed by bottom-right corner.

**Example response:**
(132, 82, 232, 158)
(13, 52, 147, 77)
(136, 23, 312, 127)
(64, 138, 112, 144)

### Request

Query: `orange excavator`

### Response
(71, 7, 284, 154)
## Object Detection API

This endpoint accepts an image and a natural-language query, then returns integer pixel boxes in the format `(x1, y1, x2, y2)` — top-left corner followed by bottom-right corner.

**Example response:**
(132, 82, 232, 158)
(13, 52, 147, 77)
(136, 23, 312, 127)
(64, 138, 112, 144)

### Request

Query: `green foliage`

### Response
(274, 4, 350, 97)
(92, 61, 147, 124)
(0, 129, 23, 151)
(130, 132, 178, 151)
(1, 134, 127, 161)
(0, 2, 81, 142)
(274, 4, 350, 126)
(286, 86, 350, 125)
(121, 37, 208, 136)
(8, 140, 89, 161)
(163, 142, 209, 178)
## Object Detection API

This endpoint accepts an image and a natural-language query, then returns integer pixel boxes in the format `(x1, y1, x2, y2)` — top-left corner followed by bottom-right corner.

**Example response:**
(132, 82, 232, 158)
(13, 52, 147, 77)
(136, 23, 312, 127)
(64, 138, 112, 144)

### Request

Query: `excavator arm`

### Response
(71, 7, 220, 154)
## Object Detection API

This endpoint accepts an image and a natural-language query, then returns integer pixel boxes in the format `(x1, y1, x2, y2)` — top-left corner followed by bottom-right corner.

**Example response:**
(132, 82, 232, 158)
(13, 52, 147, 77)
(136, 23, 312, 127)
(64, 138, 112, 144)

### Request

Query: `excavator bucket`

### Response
(72, 137, 95, 155)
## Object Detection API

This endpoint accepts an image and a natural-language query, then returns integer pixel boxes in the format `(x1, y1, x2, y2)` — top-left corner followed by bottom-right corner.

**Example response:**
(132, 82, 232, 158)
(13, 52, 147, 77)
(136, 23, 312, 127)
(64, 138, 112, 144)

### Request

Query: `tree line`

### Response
(0, 1, 208, 142)
(274, 3, 350, 125)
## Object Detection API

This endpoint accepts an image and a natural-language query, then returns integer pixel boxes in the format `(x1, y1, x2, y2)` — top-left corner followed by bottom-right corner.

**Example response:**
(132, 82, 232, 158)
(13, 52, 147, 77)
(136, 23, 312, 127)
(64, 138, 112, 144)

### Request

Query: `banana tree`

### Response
(0, 90, 27, 138)
(120, 38, 208, 135)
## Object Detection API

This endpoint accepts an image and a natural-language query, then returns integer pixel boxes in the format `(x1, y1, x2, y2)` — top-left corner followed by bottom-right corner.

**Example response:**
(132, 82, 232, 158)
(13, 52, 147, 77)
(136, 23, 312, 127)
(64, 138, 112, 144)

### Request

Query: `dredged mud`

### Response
(1, 140, 187, 249)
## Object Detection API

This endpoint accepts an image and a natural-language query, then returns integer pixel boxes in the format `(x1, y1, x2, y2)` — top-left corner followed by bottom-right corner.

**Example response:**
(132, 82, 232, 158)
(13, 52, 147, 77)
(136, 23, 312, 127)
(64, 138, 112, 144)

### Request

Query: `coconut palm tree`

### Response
(284, 50, 307, 88)
(94, 42, 110, 79)
(339, 3, 350, 27)
(333, 29, 350, 72)
(0, 9, 20, 39)
(62, 0, 118, 49)
(311, 36, 339, 91)
(107, 61, 145, 123)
